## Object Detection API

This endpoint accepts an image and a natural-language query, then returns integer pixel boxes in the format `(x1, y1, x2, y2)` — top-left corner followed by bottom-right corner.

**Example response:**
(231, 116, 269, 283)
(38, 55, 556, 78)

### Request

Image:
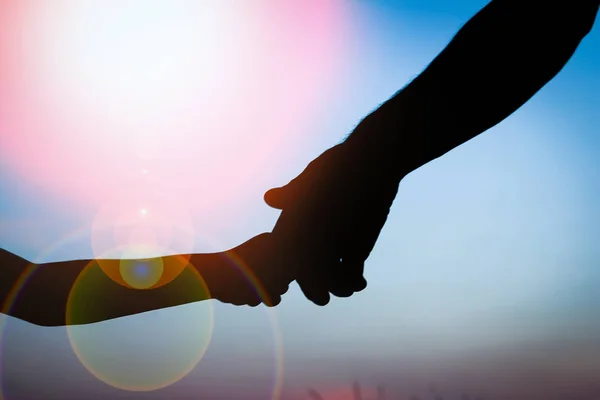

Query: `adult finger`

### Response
(264, 168, 312, 210)
(264, 186, 289, 210)
(296, 259, 333, 306)
(331, 258, 367, 296)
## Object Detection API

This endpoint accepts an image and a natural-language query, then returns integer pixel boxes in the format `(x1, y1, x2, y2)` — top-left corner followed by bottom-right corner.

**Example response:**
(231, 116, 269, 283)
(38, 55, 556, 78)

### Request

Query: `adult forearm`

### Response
(352, 0, 599, 175)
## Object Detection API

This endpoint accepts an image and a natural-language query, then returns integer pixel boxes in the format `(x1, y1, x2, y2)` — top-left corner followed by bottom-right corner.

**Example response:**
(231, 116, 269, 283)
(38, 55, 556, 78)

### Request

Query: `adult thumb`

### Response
(264, 186, 290, 209)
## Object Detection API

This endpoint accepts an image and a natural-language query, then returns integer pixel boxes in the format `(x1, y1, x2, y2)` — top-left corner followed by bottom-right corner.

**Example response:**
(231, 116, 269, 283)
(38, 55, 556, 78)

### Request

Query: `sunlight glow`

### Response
(0, 0, 349, 231)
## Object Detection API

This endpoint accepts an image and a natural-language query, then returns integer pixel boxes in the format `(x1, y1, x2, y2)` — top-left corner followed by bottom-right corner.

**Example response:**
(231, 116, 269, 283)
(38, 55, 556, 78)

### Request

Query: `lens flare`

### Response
(119, 258, 164, 289)
(0, 1, 350, 395)
(0, 227, 288, 398)
(195, 237, 287, 400)
(91, 188, 195, 289)
(66, 258, 214, 392)
(0, 0, 350, 221)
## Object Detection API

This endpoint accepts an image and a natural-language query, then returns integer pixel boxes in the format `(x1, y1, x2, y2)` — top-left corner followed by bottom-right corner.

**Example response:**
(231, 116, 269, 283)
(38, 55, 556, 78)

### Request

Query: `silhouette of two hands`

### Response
(0, 133, 404, 323)
(264, 131, 404, 305)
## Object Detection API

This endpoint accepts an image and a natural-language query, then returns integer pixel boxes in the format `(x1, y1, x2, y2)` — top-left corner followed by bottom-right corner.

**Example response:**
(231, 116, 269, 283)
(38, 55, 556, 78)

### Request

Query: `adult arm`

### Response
(352, 0, 600, 174)
(266, 0, 600, 305)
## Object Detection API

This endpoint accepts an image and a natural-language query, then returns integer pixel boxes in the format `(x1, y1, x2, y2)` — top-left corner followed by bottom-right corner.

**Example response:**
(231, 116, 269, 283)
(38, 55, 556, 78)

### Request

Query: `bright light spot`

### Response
(30, 0, 243, 124)
(91, 188, 196, 260)
(119, 259, 164, 290)
(0, 0, 349, 234)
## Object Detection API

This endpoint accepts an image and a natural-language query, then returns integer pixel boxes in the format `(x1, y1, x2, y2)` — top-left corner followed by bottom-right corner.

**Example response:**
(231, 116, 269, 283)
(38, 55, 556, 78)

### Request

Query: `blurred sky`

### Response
(0, 1, 599, 399)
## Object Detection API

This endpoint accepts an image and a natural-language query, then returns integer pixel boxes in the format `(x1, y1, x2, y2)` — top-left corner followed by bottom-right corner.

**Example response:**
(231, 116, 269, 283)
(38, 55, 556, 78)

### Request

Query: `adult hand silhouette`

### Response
(265, 127, 405, 305)
(265, 0, 599, 306)
(2, 0, 597, 325)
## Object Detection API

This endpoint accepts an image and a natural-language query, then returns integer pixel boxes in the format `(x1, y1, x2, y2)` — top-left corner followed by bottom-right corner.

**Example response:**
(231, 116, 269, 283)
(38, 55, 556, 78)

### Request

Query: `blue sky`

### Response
(1, 1, 599, 399)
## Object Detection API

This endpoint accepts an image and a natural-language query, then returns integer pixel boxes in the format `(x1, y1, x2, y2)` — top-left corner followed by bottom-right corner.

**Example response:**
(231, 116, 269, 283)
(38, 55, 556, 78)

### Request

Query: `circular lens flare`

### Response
(66, 258, 214, 392)
(0, 228, 288, 398)
(0, 0, 350, 223)
(91, 188, 195, 289)
(119, 258, 164, 289)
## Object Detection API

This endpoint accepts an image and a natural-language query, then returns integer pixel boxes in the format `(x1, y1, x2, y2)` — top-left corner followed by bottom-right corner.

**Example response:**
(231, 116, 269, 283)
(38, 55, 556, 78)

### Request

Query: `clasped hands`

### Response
(0, 117, 406, 326)
(224, 120, 406, 308)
